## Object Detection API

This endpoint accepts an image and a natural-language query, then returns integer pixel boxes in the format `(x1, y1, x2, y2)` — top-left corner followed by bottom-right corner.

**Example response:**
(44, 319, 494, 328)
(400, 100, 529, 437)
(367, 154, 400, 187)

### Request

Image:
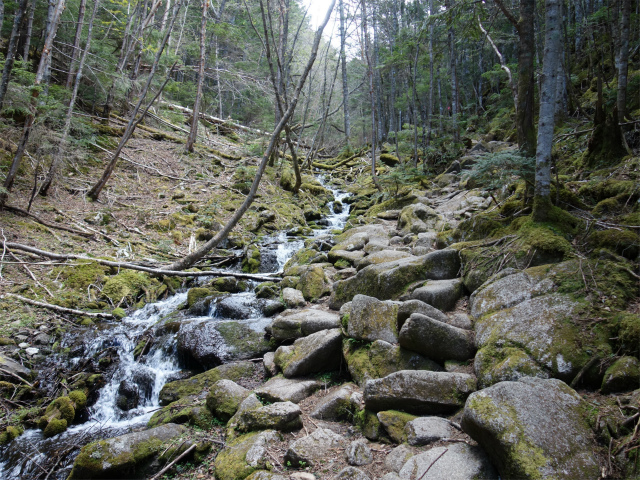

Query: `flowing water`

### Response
(0, 177, 349, 479)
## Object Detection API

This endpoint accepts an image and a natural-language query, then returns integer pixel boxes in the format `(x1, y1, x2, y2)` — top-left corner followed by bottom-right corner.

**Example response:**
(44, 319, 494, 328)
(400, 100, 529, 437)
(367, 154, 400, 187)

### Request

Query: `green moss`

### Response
(187, 287, 215, 308)
(355, 409, 383, 441)
(54, 262, 108, 290)
(578, 179, 637, 203)
(112, 307, 126, 319)
(147, 396, 213, 429)
(377, 410, 417, 443)
(43, 418, 67, 438)
(588, 229, 639, 259)
(101, 271, 151, 305)
(69, 390, 87, 409)
(214, 432, 270, 480)
(0, 426, 23, 444)
(611, 313, 640, 356)
(242, 245, 261, 274)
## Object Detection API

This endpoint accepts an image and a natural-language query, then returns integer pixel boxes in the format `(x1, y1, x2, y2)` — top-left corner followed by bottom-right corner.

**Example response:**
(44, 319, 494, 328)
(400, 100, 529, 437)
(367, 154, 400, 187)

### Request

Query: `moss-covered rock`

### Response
(255, 282, 279, 299)
(187, 287, 216, 308)
(587, 229, 639, 260)
(280, 168, 295, 192)
(298, 265, 330, 301)
(377, 410, 417, 444)
(214, 430, 279, 480)
(159, 361, 256, 405)
(614, 312, 640, 356)
(101, 270, 152, 305)
(0, 425, 23, 445)
(38, 391, 86, 438)
(206, 379, 251, 421)
(68, 423, 191, 480)
(242, 245, 261, 273)
(355, 409, 384, 440)
(147, 395, 213, 428)
(601, 356, 640, 394)
(461, 377, 599, 480)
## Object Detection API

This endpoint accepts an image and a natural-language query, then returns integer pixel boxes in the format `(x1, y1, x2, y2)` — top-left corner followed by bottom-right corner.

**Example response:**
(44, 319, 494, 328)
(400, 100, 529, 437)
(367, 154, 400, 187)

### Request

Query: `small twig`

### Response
(0, 367, 34, 388)
(149, 443, 197, 480)
(418, 448, 448, 480)
(8, 251, 54, 298)
(3, 293, 115, 319)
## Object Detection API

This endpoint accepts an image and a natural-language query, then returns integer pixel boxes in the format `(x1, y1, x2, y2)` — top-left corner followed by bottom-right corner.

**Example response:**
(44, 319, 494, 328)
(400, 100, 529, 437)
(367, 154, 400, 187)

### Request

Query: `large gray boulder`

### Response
(330, 249, 461, 309)
(332, 225, 389, 252)
(397, 203, 443, 235)
(461, 377, 599, 480)
(470, 262, 609, 385)
(177, 319, 271, 369)
(284, 428, 347, 467)
(344, 339, 442, 387)
(397, 443, 498, 480)
(404, 416, 458, 446)
(255, 377, 321, 403)
(347, 295, 400, 343)
(270, 309, 340, 342)
(398, 313, 475, 362)
(274, 328, 342, 377)
(234, 401, 302, 433)
(363, 370, 476, 414)
(0, 354, 31, 382)
(411, 278, 464, 312)
(397, 299, 449, 327)
(334, 467, 372, 480)
(283, 288, 306, 307)
(68, 424, 191, 479)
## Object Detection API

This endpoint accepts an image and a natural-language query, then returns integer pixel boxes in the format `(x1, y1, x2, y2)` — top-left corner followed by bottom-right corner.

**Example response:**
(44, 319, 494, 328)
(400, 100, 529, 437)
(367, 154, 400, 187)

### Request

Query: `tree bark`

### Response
(186, 0, 209, 152)
(362, 0, 382, 192)
(40, 0, 100, 196)
(166, 0, 336, 271)
(339, 0, 351, 143)
(0, 0, 29, 109)
(532, 0, 562, 222)
(445, 0, 459, 142)
(21, 0, 36, 61)
(87, 1, 182, 201)
(66, 0, 87, 89)
(616, 0, 631, 123)
(0, 0, 64, 209)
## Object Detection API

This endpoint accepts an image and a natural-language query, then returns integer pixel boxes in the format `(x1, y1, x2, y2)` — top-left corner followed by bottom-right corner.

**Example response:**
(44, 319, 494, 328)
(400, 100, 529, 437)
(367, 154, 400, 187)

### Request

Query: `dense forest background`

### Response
(0, 0, 638, 200)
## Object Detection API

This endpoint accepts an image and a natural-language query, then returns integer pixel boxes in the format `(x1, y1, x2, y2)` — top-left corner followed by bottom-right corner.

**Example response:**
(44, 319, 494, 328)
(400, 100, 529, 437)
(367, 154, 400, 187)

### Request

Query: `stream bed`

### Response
(0, 178, 350, 479)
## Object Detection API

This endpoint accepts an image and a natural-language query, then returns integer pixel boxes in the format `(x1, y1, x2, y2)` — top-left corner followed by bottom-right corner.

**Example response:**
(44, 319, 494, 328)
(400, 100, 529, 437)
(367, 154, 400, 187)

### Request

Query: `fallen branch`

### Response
(149, 444, 197, 480)
(163, 102, 270, 137)
(1, 241, 281, 281)
(3, 293, 115, 319)
(0, 367, 34, 388)
(3, 205, 94, 238)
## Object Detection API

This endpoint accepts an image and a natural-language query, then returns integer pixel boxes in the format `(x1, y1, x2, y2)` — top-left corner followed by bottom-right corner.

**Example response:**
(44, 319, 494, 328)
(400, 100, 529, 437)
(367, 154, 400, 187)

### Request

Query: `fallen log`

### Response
(1, 241, 281, 282)
(3, 293, 115, 319)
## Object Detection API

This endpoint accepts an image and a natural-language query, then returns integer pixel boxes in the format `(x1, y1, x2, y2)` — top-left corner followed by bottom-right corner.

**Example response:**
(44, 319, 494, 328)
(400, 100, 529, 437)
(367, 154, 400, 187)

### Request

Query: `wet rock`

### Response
(310, 383, 361, 421)
(356, 250, 413, 271)
(214, 294, 263, 319)
(283, 287, 306, 308)
(398, 443, 498, 480)
(284, 427, 347, 467)
(147, 395, 213, 428)
(177, 319, 271, 369)
(263, 299, 285, 317)
(235, 401, 302, 433)
(334, 467, 371, 480)
(397, 203, 443, 235)
(159, 361, 255, 405)
(38, 391, 86, 438)
(208, 276, 245, 294)
(601, 356, 640, 394)
(377, 410, 417, 443)
(347, 295, 400, 343)
(214, 430, 279, 480)
(344, 339, 442, 387)
(398, 313, 475, 362)
(461, 377, 599, 480)
(329, 249, 461, 309)
(404, 417, 457, 446)
(68, 424, 191, 480)
(411, 278, 464, 312)
(206, 379, 251, 421)
(33, 333, 51, 345)
(255, 377, 321, 403)
(364, 370, 476, 414)
(270, 309, 340, 342)
(116, 380, 140, 411)
(274, 328, 343, 377)
(385, 444, 415, 472)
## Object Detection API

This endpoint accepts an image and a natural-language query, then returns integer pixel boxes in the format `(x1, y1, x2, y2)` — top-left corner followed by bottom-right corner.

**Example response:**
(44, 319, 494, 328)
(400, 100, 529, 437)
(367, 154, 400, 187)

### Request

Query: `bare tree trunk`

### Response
(0, 0, 3, 34)
(0, 0, 65, 209)
(617, 0, 631, 123)
(532, 0, 562, 222)
(412, 27, 422, 168)
(21, 0, 37, 61)
(166, 0, 336, 271)
(66, 0, 87, 89)
(186, 0, 209, 152)
(446, 0, 459, 142)
(87, 1, 182, 201)
(40, 0, 100, 196)
(427, 0, 434, 145)
(478, 15, 517, 107)
(362, 0, 382, 192)
(0, 0, 29, 109)
(339, 0, 351, 143)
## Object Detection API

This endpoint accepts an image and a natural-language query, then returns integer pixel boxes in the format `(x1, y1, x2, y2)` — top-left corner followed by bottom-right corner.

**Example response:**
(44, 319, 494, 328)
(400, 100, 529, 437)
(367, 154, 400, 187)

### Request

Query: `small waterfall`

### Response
(0, 177, 350, 479)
